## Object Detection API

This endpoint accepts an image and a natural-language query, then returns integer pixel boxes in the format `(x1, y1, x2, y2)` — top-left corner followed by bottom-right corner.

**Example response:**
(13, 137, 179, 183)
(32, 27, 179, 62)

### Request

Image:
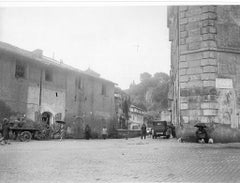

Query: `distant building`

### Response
(0, 41, 116, 138)
(129, 104, 144, 130)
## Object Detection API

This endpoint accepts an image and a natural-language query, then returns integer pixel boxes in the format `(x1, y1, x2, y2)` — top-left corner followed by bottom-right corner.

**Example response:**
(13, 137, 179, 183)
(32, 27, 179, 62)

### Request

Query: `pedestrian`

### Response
(85, 124, 91, 140)
(60, 124, 65, 141)
(141, 123, 147, 139)
(102, 126, 108, 140)
(1, 118, 11, 145)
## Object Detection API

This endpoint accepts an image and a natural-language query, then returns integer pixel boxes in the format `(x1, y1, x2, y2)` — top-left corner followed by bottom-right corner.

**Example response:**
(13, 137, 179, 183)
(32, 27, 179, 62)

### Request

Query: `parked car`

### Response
(151, 120, 171, 139)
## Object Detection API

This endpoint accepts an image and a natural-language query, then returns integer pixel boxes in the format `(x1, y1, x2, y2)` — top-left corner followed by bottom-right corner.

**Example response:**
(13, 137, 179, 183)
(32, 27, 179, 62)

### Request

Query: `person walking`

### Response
(60, 124, 65, 141)
(85, 124, 91, 140)
(1, 118, 11, 145)
(141, 123, 147, 139)
(102, 126, 108, 140)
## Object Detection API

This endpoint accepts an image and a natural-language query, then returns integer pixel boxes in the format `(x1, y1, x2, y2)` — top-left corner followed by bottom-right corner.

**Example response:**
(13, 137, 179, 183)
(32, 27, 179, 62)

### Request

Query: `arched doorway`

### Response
(42, 112, 52, 126)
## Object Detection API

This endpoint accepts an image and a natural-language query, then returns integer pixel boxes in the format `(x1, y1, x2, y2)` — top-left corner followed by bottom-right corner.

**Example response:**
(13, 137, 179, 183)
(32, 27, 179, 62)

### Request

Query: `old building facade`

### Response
(128, 104, 144, 130)
(0, 42, 116, 138)
(168, 6, 240, 142)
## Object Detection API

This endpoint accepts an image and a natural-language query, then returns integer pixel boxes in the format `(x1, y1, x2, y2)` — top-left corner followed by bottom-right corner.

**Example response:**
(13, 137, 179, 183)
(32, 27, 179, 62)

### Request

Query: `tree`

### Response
(140, 72, 152, 83)
(125, 71, 170, 113)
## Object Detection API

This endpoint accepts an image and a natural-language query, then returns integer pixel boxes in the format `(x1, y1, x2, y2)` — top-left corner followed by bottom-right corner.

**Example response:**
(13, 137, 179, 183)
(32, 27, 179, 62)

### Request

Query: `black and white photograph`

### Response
(1, 0, 240, 182)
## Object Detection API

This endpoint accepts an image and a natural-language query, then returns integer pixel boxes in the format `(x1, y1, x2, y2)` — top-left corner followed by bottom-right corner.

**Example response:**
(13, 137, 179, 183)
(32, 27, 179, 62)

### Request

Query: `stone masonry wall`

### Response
(168, 5, 240, 142)
(178, 6, 218, 124)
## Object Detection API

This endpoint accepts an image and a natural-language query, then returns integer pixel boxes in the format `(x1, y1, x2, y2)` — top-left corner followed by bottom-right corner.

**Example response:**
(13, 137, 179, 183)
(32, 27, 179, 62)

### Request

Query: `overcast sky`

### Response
(0, 6, 170, 89)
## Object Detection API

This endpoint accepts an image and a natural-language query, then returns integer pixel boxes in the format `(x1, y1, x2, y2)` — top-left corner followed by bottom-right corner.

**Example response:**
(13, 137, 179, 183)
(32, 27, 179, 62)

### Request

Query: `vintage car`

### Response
(151, 120, 172, 139)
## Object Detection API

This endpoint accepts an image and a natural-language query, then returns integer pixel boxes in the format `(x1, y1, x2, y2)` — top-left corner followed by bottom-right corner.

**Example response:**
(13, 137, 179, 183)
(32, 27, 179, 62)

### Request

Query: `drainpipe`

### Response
(39, 69, 43, 113)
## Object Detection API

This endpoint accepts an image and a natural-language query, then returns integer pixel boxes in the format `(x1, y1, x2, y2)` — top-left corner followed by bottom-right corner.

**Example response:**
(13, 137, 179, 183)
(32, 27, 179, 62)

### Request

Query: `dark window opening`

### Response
(45, 69, 53, 82)
(102, 84, 106, 96)
(15, 62, 26, 79)
(78, 76, 83, 89)
(56, 92, 58, 97)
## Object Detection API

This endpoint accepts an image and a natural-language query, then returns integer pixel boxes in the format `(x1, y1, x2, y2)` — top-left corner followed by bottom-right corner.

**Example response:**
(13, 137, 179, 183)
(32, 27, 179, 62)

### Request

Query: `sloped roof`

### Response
(0, 41, 116, 85)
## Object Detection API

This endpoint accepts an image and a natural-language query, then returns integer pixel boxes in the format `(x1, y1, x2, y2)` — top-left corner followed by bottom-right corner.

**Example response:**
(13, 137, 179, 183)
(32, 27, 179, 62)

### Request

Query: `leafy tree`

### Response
(140, 72, 152, 83)
(126, 72, 170, 115)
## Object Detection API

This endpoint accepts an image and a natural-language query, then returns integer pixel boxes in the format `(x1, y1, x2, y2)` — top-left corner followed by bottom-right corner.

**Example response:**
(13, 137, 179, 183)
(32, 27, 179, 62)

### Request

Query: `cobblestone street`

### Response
(1, 137, 240, 183)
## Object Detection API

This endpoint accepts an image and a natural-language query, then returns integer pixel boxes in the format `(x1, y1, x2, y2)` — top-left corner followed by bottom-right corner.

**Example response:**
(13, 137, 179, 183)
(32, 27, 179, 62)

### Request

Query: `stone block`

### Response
(181, 110, 189, 116)
(179, 55, 186, 62)
(186, 22, 201, 30)
(188, 109, 202, 116)
(180, 31, 188, 38)
(208, 41, 217, 48)
(189, 102, 201, 109)
(201, 27, 208, 34)
(201, 73, 216, 80)
(186, 52, 202, 61)
(203, 109, 218, 116)
(188, 29, 201, 37)
(201, 102, 218, 109)
(188, 74, 201, 81)
(179, 68, 187, 75)
(201, 13, 209, 20)
(181, 103, 188, 110)
(202, 34, 216, 41)
(201, 41, 209, 48)
(180, 96, 188, 103)
(179, 18, 188, 25)
(180, 82, 188, 89)
(209, 27, 217, 33)
(188, 60, 201, 68)
(201, 6, 216, 13)
(202, 19, 215, 27)
(203, 80, 215, 87)
(203, 66, 217, 73)
(186, 36, 202, 43)
(201, 59, 217, 66)
(180, 11, 186, 18)
(202, 51, 216, 58)
(188, 42, 201, 50)
(187, 67, 202, 75)
(180, 38, 186, 45)
(188, 81, 203, 88)
(188, 15, 202, 22)
(180, 75, 189, 82)
(180, 45, 188, 52)
(208, 12, 217, 20)
(180, 24, 186, 31)
(179, 6, 188, 11)
(186, 7, 201, 17)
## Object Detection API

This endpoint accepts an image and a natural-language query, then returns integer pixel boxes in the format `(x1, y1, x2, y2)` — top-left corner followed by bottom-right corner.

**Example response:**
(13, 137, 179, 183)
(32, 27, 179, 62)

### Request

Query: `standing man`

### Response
(102, 126, 108, 140)
(1, 118, 11, 145)
(85, 124, 91, 140)
(141, 123, 147, 139)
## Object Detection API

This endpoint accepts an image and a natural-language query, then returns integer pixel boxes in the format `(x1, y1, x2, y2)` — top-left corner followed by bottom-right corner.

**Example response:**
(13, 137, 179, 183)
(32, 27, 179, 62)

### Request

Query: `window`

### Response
(15, 62, 26, 79)
(78, 76, 83, 89)
(101, 84, 106, 96)
(45, 69, 53, 82)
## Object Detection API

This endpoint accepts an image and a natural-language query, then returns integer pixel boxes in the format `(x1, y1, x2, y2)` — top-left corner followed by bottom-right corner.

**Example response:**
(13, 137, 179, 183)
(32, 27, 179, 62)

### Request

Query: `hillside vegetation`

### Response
(125, 72, 170, 116)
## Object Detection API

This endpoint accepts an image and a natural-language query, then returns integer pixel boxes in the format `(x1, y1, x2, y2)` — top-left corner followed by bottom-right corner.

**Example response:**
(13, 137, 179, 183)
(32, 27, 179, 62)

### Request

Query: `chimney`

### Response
(32, 49, 43, 58)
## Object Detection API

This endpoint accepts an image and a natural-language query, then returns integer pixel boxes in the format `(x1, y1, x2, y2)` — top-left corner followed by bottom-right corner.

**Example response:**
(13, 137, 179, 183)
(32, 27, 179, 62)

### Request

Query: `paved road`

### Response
(1, 137, 240, 183)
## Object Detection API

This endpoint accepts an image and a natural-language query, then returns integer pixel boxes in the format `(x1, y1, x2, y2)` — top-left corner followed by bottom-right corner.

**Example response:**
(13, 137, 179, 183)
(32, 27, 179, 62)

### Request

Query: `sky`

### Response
(0, 6, 170, 89)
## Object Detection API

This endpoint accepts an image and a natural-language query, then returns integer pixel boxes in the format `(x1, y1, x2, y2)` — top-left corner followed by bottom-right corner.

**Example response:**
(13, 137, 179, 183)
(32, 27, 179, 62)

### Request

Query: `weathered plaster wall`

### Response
(0, 53, 29, 114)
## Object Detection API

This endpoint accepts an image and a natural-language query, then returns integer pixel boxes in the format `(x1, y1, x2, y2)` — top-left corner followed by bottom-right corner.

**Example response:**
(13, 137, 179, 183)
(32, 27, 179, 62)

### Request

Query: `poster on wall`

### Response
(216, 78, 233, 89)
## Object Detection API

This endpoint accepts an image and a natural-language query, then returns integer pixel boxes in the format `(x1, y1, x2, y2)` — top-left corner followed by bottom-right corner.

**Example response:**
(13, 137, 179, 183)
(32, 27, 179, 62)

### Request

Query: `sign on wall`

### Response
(216, 78, 233, 89)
